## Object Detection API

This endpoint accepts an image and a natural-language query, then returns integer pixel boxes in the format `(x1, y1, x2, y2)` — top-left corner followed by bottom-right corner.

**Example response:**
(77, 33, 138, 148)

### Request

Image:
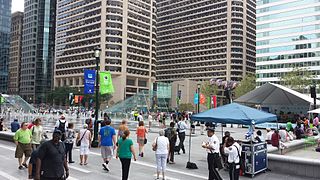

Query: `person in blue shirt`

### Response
(11, 119, 20, 132)
(98, 119, 116, 172)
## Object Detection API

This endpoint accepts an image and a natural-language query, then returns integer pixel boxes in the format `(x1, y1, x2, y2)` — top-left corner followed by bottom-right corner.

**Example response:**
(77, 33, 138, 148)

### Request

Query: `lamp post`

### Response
(92, 47, 101, 147)
(176, 84, 184, 111)
(197, 84, 201, 114)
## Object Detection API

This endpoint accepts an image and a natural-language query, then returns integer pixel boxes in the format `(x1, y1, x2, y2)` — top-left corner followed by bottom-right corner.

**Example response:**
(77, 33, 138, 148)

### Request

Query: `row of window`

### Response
(257, 42, 320, 54)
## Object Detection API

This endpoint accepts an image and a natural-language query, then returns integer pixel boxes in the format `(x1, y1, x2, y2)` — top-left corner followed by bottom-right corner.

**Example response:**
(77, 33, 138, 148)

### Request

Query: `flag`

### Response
(194, 93, 199, 104)
(200, 93, 205, 104)
(74, 95, 79, 104)
(84, 69, 96, 94)
(212, 95, 217, 108)
(99, 71, 114, 94)
(207, 97, 211, 109)
(0, 96, 4, 104)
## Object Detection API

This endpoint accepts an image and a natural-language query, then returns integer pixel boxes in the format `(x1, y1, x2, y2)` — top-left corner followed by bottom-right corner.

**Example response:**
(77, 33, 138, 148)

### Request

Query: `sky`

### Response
(11, 0, 24, 13)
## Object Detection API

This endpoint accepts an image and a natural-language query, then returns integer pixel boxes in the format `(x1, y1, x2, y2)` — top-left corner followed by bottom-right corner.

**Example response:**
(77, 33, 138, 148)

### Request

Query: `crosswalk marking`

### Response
(153, 174, 180, 180)
(69, 165, 91, 173)
(0, 170, 19, 180)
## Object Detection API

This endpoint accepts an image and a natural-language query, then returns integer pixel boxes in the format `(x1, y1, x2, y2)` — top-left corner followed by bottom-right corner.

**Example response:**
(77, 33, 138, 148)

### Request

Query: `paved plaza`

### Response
(0, 118, 318, 180)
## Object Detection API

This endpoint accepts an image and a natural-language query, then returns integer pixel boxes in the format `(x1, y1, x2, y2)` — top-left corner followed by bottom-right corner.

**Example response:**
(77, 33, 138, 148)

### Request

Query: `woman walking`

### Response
(65, 123, 75, 163)
(30, 118, 45, 151)
(136, 121, 147, 157)
(153, 130, 169, 180)
(77, 124, 91, 165)
(116, 130, 137, 180)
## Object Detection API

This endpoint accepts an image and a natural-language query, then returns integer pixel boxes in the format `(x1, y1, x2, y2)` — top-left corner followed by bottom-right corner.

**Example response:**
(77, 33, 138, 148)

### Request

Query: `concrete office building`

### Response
(256, 0, 320, 93)
(8, 11, 24, 95)
(156, 0, 256, 82)
(55, 0, 157, 103)
(0, 0, 12, 93)
(20, 0, 56, 103)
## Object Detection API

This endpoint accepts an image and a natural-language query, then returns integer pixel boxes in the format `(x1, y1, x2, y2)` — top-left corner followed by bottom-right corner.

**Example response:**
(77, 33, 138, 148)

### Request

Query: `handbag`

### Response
(76, 130, 87, 147)
(152, 137, 158, 151)
(144, 138, 147, 144)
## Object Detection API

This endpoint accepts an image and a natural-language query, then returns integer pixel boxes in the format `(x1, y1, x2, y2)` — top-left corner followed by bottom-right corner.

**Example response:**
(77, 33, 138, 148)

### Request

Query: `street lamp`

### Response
(197, 84, 201, 114)
(176, 84, 184, 111)
(92, 47, 101, 147)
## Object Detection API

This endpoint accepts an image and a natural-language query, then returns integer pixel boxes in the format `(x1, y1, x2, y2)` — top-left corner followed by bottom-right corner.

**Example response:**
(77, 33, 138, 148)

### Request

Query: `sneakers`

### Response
(18, 165, 23, 170)
(102, 163, 110, 171)
(69, 161, 75, 163)
(22, 163, 28, 168)
(168, 161, 175, 164)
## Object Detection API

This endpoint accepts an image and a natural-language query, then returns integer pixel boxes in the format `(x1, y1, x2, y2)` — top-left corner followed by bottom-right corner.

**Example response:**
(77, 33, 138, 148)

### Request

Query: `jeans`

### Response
(229, 163, 240, 180)
(156, 154, 167, 172)
(178, 132, 185, 153)
(65, 143, 73, 161)
(207, 153, 222, 180)
(168, 141, 175, 162)
(120, 158, 131, 180)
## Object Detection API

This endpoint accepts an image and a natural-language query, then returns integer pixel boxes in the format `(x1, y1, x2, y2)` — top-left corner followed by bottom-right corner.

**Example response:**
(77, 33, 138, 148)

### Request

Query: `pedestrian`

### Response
(118, 119, 129, 140)
(201, 127, 223, 180)
(136, 121, 147, 157)
(265, 128, 273, 144)
(99, 119, 116, 172)
(65, 123, 75, 163)
(35, 130, 69, 180)
(177, 116, 188, 154)
(14, 122, 32, 170)
(0, 117, 4, 131)
(137, 113, 144, 121)
(162, 113, 166, 128)
(153, 129, 169, 180)
(221, 131, 230, 169)
(11, 118, 20, 132)
(30, 118, 45, 151)
(223, 137, 241, 180)
(165, 122, 177, 164)
(77, 124, 91, 165)
(28, 139, 46, 179)
(55, 115, 68, 141)
(148, 113, 153, 131)
(255, 130, 265, 143)
(116, 130, 137, 180)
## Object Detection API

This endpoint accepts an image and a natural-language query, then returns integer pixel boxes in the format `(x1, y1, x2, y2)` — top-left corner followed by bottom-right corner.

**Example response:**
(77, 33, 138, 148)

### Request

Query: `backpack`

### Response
(58, 120, 66, 133)
(165, 127, 176, 141)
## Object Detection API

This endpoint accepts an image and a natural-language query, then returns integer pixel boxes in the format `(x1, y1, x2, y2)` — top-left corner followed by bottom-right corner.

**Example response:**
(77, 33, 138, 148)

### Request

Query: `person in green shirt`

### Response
(13, 122, 32, 170)
(116, 130, 137, 180)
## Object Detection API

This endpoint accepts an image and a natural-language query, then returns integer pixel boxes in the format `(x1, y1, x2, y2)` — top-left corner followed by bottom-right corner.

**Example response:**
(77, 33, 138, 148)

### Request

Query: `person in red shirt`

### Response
(271, 130, 280, 148)
(136, 121, 147, 157)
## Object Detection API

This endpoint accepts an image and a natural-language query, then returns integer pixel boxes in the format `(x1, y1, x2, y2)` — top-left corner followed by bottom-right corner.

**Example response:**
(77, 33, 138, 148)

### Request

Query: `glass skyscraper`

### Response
(20, 0, 56, 103)
(0, 0, 12, 93)
(256, 0, 320, 92)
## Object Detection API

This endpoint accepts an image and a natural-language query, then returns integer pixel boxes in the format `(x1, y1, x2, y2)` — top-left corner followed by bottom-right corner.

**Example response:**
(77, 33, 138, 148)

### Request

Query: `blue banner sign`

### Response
(194, 93, 199, 104)
(84, 69, 96, 94)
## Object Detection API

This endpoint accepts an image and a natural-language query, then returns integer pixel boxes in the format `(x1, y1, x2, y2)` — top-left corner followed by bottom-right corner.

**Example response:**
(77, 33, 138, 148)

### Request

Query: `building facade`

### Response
(8, 11, 24, 95)
(256, 0, 320, 92)
(0, 0, 12, 93)
(156, 0, 256, 82)
(55, 0, 157, 103)
(20, 0, 56, 103)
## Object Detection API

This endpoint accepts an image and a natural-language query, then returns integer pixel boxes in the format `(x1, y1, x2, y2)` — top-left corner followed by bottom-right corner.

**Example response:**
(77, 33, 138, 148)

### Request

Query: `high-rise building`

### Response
(8, 11, 24, 95)
(0, 0, 12, 93)
(55, 0, 157, 103)
(156, 0, 256, 82)
(20, 0, 56, 103)
(256, 0, 320, 92)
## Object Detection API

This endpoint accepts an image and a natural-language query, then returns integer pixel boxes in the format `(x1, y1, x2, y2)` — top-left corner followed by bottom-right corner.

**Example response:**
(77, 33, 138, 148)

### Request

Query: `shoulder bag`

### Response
(152, 137, 158, 151)
(76, 130, 87, 147)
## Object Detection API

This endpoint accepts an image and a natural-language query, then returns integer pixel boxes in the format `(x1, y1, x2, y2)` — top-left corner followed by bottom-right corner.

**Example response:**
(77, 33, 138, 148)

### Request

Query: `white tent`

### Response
(307, 108, 320, 114)
(234, 83, 320, 106)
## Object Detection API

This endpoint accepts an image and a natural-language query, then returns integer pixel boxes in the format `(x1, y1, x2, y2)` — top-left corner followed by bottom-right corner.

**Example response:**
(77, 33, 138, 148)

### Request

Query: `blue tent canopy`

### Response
(191, 103, 277, 125)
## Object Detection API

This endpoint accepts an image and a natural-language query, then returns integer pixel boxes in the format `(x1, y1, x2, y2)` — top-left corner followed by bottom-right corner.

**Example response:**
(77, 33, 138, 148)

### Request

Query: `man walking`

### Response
(177, 117, 188, 154)
(165, 122, 177, 163)
(99, 119, 116, 172)
(14, 122, 32, 169)
(35, 130, 69, 180)
(202, 128, 222, 180)
(55, 115, 68, 141)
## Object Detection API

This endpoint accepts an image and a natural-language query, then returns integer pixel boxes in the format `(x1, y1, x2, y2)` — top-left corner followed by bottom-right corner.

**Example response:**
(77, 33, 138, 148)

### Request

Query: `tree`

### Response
(234, 75, 256, 99)
(201, 81, 219, 98)
(46, 86, 78, 105)
(179, 103, 194, 112)
(280, 67, 315, 93)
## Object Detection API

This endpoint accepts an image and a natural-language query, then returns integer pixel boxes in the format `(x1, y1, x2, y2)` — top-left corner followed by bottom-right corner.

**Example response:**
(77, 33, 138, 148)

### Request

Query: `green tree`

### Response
(234, 75, 256, 98)
(179, 103, 194, 112)
(201, 81, 219, 97)
(280, 67, 315, 93)
(46, 86, 78, 105)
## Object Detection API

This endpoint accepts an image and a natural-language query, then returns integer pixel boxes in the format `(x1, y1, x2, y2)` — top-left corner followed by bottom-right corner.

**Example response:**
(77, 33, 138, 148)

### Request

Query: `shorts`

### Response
(15, 143, 32, 158)
(80, 145, 90, 155)
(101, 146, 113, 159)
(137, 137, 145, 146)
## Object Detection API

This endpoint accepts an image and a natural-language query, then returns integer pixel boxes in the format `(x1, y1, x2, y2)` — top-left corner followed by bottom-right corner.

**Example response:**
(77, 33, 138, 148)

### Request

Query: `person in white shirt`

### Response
(152, 130, 169, 180)
(223, 136, 241, 180)
(177, 117, 188, 154)
(255, 130, 265, 143)
(137, 113, 144, 122)
(202, 128, 222, 180)
(77, 124, 92, 165)
(148, 113, 153, 131)
(266, 128, 273, 144)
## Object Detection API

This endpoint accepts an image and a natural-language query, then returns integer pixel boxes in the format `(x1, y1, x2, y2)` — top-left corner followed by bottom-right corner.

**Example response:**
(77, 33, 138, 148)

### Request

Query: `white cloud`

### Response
(11, 0, 24, 13)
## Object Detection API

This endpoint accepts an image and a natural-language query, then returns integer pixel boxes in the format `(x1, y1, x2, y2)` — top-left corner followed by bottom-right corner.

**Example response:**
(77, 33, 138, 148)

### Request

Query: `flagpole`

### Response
(92, 47, 101, 147)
